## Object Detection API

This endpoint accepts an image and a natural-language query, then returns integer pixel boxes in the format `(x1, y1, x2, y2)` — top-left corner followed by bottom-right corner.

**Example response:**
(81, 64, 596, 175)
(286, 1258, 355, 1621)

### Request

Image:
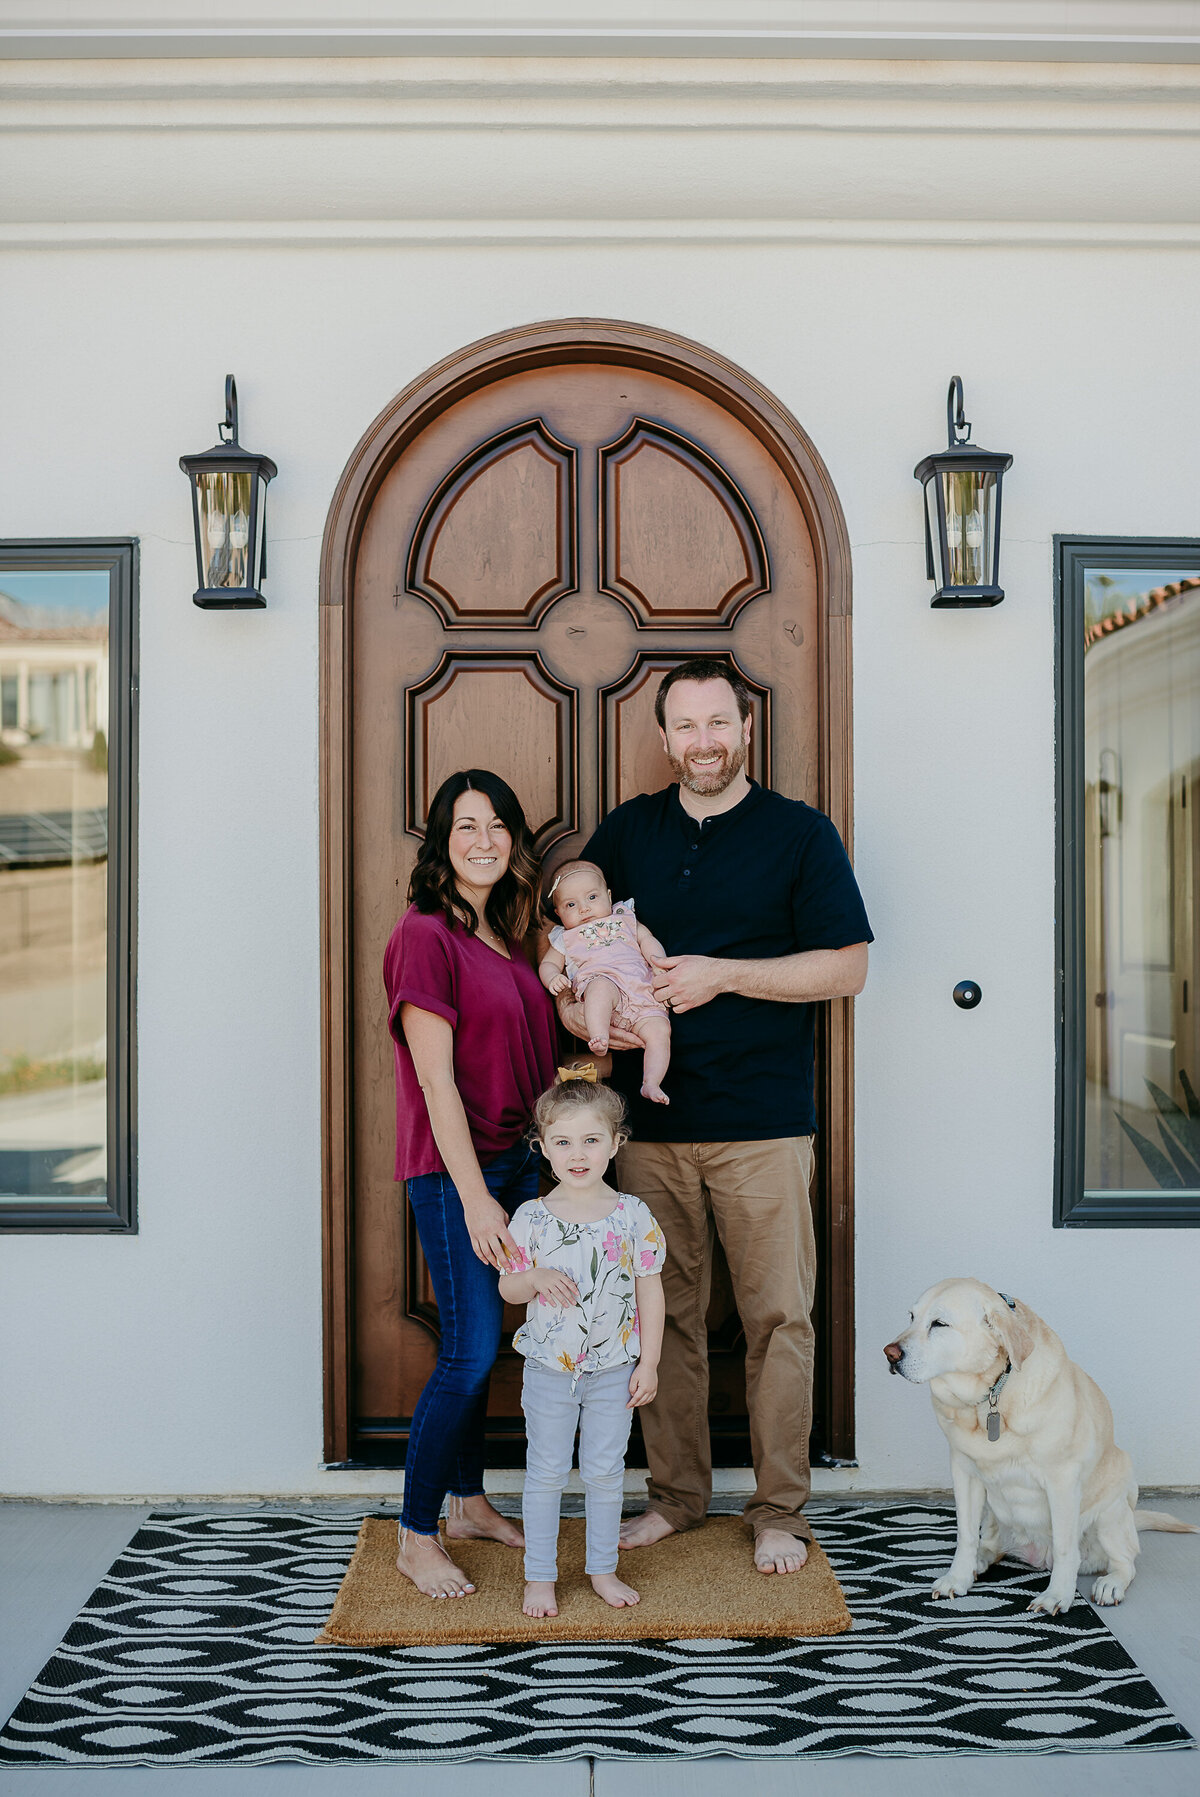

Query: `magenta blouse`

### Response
(383, 905, 558, 1181)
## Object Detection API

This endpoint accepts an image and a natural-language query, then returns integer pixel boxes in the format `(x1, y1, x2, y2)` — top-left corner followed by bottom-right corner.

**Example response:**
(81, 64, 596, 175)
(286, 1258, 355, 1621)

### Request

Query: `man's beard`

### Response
(668, 738, 748, 797)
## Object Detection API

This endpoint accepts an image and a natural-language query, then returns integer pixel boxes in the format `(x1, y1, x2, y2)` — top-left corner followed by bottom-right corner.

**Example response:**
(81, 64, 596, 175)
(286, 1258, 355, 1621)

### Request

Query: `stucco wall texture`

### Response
(2, 42, 1198, 1495)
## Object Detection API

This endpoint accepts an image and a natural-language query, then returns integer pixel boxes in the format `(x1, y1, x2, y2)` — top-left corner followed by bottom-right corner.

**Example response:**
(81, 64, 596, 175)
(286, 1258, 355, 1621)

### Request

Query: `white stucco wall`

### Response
(1, 39, 1199, 1496)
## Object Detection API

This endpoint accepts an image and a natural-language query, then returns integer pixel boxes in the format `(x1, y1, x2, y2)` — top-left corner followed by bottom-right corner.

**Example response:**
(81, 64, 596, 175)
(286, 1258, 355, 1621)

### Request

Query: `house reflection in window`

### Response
(0, 574, 110, 1207)
(1082, 568, 1200, 1196)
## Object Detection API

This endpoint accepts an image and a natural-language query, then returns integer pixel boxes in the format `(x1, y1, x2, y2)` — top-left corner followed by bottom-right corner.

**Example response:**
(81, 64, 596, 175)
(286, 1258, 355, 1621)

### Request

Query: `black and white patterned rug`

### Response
(0, 1503, 1191, 1765)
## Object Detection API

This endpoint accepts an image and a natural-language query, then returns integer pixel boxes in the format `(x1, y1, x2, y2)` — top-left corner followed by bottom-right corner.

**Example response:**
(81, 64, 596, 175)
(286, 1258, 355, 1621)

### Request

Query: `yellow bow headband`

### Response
(556, 1063, 598, 1085)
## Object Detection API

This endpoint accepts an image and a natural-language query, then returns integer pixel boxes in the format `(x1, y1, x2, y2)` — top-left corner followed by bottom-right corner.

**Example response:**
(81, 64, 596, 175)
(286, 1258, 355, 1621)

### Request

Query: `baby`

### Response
(539, 860, 672, 1105)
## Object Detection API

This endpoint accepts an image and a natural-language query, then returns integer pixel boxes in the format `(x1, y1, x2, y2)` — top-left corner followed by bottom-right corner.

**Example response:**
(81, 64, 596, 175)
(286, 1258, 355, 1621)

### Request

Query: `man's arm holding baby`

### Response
(650, 942, 868, 1014)
(627, 1274, 664, 1408)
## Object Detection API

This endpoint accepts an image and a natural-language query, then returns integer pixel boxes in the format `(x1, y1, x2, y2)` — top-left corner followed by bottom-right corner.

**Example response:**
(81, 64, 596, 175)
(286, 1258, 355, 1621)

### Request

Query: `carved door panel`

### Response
(350, 359, 823, 1467)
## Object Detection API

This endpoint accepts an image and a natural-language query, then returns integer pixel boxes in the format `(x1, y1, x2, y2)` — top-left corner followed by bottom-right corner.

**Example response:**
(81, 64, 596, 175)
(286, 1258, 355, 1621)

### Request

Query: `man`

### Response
(559, 658, 871, 1574)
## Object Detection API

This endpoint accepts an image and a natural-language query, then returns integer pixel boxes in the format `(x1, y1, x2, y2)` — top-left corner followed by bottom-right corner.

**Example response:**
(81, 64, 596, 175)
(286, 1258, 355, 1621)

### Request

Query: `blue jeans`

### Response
(400, 1141, 539, 1536)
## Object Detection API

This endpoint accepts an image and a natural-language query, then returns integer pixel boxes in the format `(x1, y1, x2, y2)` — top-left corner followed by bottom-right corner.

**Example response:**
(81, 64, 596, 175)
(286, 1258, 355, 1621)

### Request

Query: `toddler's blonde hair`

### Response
(531, 1074, 629, 1144)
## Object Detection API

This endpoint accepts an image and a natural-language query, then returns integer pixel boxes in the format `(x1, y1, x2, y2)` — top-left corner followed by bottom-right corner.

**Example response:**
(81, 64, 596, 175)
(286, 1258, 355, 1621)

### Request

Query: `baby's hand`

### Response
(547, 972, 572, 997)
(626, 1363, 659, 1407)
(533, 1267, 580, 1308)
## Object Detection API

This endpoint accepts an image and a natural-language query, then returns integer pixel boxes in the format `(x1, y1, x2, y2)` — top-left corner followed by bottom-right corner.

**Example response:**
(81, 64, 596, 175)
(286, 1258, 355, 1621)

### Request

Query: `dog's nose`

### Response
(883, 1341, 904, 1374)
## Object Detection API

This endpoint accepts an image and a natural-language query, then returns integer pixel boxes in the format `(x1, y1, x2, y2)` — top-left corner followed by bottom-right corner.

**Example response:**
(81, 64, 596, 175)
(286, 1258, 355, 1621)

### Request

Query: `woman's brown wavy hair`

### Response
(408, 769, 541, 942)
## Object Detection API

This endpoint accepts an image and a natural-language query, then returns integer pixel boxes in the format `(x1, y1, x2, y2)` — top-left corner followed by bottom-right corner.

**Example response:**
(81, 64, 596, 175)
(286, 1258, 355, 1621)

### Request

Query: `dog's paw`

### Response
(931, 1570, 974, 1600)
(1027, 1584, 1075, 1615)
(1090, 1574, 1128, 1607)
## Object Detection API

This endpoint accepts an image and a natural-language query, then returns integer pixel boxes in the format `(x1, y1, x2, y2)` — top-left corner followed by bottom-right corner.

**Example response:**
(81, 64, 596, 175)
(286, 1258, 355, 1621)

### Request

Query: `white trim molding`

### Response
(2, 1, 1200, 63)
(2, 54, 1197, 234)
(4, 218, 1200, 251)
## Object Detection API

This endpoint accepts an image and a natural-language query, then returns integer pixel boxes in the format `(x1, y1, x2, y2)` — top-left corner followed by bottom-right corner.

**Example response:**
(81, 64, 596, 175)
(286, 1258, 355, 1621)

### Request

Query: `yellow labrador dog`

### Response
(883, 1279, 1196, 1613)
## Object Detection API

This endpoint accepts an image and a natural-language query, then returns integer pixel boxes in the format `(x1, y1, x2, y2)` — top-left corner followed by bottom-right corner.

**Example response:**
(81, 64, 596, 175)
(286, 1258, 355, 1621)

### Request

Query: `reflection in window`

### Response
(1083, 567, 1200, 1194)
(0, 571, 110, 1205)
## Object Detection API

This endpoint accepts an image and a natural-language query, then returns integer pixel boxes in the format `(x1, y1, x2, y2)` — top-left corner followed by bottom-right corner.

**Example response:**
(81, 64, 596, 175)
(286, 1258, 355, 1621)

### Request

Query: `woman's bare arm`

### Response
(401, 1002, 520, 1270)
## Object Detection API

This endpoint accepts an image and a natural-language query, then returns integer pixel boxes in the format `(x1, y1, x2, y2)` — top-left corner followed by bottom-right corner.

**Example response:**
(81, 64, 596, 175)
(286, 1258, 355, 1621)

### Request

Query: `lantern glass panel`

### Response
(256, 474, 269, 585)
(937, 468, 997, 589)
(196, 471, 253, 591)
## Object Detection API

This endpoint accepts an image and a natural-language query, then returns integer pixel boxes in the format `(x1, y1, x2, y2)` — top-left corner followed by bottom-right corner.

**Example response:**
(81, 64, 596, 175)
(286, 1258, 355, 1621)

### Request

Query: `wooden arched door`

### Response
(321, 320, 857, 1469)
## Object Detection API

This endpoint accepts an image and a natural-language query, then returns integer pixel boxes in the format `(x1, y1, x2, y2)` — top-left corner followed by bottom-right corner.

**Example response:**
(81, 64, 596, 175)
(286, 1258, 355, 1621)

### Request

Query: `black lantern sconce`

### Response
(914, 377, 1013, 607)
(180, 376, 277, 609)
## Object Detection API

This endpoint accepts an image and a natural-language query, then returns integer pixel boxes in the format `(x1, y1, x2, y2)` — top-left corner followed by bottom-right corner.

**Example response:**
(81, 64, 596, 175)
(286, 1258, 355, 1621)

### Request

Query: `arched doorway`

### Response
(319, 319, 857, 1468)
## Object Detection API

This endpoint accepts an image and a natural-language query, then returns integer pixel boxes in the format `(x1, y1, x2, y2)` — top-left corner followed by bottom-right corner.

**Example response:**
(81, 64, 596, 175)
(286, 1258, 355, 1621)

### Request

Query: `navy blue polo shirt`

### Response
(582, 782, 872, 1144)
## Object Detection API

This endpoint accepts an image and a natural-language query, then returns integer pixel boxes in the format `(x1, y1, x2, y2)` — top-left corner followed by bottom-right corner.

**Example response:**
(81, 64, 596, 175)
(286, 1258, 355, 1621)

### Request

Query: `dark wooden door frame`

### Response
(319, 317, 858, 1464)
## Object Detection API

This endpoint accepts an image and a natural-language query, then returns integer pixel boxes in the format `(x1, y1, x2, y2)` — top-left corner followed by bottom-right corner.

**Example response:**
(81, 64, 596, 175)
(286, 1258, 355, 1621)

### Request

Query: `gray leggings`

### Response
(521, 1360, 634, 1581)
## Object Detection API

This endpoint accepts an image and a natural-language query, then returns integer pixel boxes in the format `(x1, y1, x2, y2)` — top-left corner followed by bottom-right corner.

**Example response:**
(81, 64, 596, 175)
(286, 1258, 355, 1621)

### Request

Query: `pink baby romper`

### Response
(549, 900, 668, 1031)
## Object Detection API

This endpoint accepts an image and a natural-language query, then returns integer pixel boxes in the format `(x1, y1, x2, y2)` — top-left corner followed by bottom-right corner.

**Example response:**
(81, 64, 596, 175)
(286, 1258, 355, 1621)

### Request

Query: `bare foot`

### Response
(523, 1580, 558, 1617)
(754, 1528, 808, 1574)
(588, 1034, 609, 1054)
(396, 1528, 475, 1598)
(640, 1081, 670, 1105)
(591, 1571, 640, 1607)
(618, 1509, 676, 1550)
(445, 1495, 524, 1549)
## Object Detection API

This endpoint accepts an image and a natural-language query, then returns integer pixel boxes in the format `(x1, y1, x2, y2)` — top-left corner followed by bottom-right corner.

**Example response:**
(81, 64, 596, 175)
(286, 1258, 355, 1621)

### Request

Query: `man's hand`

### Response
(556, 991, 643, 1050)
(627, 1361, 659, 1407)
(532, 1267, 580, 1308)
(649, 954, 729, 1015)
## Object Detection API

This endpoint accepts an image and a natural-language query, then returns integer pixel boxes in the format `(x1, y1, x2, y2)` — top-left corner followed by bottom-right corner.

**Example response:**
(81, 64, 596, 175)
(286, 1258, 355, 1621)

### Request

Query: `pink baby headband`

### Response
(546, 859, 605, 900)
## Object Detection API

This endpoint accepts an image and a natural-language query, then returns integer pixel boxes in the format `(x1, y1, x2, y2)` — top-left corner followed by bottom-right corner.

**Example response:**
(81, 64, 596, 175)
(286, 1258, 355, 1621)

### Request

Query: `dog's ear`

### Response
(983, 1296, 1035, 1369)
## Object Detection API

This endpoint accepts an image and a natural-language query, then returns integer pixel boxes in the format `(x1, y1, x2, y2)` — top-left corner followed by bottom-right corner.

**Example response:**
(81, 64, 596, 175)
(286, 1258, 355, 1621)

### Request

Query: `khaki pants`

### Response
(616, 1136, 817, 1544)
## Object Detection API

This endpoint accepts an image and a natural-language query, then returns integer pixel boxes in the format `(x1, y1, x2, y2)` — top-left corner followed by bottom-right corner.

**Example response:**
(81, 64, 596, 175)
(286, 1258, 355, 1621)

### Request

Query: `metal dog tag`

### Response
(987, 1410, 1002, 1443)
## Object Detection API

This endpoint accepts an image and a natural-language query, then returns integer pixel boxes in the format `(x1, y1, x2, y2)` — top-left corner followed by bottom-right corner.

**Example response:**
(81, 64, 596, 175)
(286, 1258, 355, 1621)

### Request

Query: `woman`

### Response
(384, 769, 558, 1598)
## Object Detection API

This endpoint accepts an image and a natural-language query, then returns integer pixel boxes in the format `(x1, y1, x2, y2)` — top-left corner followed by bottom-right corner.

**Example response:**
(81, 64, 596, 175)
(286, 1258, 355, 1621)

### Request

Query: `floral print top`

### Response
(506, 1193, 666, 1388)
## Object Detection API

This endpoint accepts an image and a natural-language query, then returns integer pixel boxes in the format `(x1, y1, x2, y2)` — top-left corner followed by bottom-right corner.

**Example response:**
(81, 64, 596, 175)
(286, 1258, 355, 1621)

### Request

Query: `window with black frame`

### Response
(1057, 537, 1200, 1226)
(0, 541, 137, 1232)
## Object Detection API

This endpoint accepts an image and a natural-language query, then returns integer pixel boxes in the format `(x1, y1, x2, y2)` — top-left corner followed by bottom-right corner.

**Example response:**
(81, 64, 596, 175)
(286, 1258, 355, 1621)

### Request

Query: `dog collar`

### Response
(982, 1359, 1012, 1441)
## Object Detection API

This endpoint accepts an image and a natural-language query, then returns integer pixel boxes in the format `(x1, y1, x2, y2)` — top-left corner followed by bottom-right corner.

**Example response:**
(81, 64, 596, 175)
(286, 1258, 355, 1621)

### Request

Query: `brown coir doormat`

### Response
(317, 1514, 850, 1646)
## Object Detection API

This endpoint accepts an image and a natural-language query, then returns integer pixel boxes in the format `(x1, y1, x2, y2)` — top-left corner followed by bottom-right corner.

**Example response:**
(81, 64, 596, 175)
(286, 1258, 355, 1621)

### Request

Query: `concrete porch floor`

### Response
(0, 1496, 1196, 1796)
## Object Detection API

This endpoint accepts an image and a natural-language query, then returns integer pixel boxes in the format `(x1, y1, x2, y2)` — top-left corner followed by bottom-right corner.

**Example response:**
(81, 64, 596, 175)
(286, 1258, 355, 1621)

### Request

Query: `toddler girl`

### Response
(498, 1076, 666, 1617)
(538, 860, 672, 1104)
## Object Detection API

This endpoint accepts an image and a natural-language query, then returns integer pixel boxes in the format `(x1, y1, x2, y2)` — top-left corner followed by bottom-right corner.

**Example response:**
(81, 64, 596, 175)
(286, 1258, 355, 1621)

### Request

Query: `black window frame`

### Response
(0, 539, 138, 1233)
(1055, 534, 1200, 1227)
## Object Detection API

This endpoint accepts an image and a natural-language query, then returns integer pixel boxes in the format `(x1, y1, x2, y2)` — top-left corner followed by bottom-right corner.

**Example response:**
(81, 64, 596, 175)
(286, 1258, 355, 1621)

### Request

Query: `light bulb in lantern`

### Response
(965, 508, 984, 581)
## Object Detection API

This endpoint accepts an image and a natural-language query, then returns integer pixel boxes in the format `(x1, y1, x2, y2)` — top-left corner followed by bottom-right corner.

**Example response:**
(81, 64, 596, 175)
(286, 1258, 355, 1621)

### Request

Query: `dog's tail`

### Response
(1133, 1509, 1199, 1534)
